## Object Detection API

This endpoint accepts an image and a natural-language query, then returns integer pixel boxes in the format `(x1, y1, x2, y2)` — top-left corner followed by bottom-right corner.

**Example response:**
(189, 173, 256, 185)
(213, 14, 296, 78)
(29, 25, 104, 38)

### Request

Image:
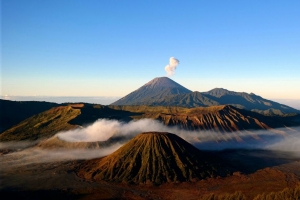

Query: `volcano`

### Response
(110, 77, 299, 115)
(110, 77, 191, 105)
(77, 132, 227, 184)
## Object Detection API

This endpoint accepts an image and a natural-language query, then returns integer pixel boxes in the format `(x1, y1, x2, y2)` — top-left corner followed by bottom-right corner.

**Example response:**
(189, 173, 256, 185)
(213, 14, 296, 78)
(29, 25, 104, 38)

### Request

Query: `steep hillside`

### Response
(0, 104, 143, 141)
(111, 77, 191, 105)
(0, 99, 58, 132)
(0, 106, 80, 141)
(111, 105, 300, 132)
(77, 132, 228, 184)
(2, 104, 299, 142)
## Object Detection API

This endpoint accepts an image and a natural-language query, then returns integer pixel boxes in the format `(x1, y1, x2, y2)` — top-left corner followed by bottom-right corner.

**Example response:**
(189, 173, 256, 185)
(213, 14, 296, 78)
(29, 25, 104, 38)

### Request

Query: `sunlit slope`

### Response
(110, 105, 300, 131)
(77, 132, 228, 184)
(0, 99, 58, 132)
(2, 104, 299, 142)
(0, 104, 140, 141)
(0, 106, 80, 141)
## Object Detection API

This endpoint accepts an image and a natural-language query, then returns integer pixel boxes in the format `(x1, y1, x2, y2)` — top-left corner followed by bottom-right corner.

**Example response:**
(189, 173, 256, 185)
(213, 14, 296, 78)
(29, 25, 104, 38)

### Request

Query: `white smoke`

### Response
(56, 118, 300, 151)
(0, 144, 123, 169)
(3, 118, 297, 152)
(266, 130, 300, 152)
(58, 118, 231, 143)
(165, 57, 179, 76)
(57, 119, 165, 142)
(1, 119, 300, 171)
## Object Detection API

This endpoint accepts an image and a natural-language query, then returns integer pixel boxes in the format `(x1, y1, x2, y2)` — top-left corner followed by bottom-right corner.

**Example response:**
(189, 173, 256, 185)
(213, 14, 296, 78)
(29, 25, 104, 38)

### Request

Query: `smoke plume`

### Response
(57, 119, 165, 142)
(165, 57, 179, 76)
(56, 118, 300, 151)
(1, 119, 300, 171)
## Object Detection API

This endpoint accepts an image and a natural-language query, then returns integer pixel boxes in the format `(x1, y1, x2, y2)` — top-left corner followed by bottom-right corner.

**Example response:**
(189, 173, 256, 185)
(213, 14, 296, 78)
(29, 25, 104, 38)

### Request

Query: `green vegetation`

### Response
(0, 106, 80, 141)
(0, 104, 141, 141)
(0, 99, 57, 132)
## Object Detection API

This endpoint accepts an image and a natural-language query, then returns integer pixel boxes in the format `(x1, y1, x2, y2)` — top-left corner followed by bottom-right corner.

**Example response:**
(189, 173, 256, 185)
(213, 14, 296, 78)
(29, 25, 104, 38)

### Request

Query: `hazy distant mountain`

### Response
(77, 132, 227, 184)
(110, 77, 191, 105)
(111, 77, 299, 115)
(148, 91, 220, 107)
(202, 88, 299, 114)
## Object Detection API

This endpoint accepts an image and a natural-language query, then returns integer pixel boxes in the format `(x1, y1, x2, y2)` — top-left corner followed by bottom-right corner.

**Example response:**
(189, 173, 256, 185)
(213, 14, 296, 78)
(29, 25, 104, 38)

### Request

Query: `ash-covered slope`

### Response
(77, 132, 227, 184)
(110, 77, 191, 105)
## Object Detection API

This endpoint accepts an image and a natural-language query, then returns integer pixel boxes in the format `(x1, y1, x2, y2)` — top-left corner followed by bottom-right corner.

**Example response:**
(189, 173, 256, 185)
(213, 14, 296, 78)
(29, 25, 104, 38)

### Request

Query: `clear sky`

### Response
(1, 0, 300, 100)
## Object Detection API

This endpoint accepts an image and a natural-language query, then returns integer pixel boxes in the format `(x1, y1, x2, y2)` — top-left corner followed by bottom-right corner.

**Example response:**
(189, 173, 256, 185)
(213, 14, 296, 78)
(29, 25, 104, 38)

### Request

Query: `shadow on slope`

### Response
(0, 100, 58, 133)
(68, 104, 141, 126)
(214, 149, 300, 175)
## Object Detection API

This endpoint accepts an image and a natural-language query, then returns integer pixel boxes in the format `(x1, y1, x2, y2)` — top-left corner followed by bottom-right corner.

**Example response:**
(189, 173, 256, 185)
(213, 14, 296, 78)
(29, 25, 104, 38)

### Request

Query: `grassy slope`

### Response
(2, 104, 300, 142)
(0, 103, 143, 142)
(0, 106, 80, 141)
(0, 99, 58, 132)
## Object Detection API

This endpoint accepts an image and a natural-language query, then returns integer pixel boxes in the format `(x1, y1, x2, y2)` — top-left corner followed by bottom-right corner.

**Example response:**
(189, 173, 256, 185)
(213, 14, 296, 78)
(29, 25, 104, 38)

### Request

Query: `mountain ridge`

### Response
(111, 77, 299, 115)
(111, 77, 191, 106)
(2, 99, 300, 142)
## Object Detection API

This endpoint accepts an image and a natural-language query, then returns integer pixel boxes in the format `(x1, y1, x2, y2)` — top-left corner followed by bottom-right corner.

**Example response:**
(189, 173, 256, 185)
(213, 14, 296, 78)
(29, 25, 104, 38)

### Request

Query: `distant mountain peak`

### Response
(205, 88, 243, 98)
(206, 88, 230, 94)
(110, 77, 299, 114)
(143, 77, 188, 89)
(110, 77, 191, 105)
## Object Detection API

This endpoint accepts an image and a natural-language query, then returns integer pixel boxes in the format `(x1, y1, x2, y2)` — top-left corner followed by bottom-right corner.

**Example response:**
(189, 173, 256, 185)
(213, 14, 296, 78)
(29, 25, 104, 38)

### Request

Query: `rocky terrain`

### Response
(77, 132, 230, 184)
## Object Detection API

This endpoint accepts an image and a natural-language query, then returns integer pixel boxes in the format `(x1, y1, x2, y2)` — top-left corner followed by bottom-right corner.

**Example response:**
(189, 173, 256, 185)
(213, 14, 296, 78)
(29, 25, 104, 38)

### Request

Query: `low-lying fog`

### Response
(57, 118, 300, 151)
(1, 119, 300, 171)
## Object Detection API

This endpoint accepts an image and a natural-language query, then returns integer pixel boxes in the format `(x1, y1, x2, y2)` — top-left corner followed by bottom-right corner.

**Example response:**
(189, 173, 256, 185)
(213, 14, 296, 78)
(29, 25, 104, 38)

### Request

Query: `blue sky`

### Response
(2, 0, 300, 100)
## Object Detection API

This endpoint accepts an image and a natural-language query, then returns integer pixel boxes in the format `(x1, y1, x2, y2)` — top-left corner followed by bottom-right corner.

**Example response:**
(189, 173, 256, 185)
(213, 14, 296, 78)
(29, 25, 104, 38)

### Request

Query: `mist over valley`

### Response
(2, 1, 300, 198)
(1, 77, 300, 199)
